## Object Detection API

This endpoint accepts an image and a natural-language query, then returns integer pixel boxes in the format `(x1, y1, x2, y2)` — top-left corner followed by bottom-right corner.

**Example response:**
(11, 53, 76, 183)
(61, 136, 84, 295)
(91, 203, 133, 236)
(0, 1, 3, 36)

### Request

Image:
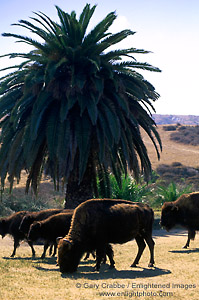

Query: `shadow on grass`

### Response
(35, 263, 171, 279)
(3, 256, 57, 265)
(153, 228, 188, 238)
(62, 266, 171, 280)
(169, 248, 199, 254)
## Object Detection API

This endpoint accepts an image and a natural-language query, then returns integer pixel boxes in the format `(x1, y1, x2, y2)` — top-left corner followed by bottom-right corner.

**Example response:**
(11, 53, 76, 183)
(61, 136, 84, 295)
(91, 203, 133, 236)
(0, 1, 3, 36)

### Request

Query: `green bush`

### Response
(110, 174, 152, 202)
(97, 173, 153, 202)
(150, 182, 193, 208)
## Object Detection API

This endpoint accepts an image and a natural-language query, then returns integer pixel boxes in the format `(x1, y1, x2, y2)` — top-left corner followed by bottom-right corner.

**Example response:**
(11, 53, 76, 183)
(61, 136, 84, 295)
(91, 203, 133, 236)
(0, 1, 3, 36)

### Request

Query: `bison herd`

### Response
(0, 193, 199, 274)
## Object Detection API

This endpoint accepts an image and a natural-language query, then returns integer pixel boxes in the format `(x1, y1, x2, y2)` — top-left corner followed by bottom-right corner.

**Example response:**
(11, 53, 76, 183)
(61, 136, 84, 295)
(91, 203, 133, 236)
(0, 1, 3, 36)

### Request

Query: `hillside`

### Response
(1, 123, 199, 216)
(4, 125, 199, 190)
(142, 125, 199, 170)
(153, 114, 199, 125)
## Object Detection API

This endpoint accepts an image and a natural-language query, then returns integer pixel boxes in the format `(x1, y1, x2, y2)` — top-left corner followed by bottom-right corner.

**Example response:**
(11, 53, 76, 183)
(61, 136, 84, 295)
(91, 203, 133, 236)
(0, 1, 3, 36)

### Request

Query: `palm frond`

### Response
(0, 3, 162, 198)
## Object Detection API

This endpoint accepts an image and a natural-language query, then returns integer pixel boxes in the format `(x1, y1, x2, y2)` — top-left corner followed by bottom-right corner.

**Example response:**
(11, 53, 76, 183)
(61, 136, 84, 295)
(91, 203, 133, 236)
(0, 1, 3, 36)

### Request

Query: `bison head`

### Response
(160, 202, 179, 231)
(57, 238, 82, 273)
(0, 219, 6, 238)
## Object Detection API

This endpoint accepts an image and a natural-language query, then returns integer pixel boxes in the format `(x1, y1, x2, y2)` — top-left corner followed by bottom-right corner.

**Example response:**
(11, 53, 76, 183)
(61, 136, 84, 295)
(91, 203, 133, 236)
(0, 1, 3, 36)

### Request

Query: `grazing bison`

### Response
(57, 199, 155, 273)
(160, 192, 199, 248)
(28, 211, 115, 265)
(19, 208, 65, 258)
(0, 211, 35, 257)
(28, 212, 73, 258)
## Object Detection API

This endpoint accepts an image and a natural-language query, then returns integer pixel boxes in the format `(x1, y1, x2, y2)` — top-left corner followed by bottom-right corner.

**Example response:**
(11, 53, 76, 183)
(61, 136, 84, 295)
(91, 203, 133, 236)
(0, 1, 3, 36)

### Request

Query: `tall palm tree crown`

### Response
(0, 4, 161, 206)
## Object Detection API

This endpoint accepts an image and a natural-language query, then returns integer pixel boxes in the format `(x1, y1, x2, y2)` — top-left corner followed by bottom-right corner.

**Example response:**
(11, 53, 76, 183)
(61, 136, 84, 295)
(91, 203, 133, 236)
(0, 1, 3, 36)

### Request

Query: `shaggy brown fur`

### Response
(0, 211, 35, 257)
(19, 208, 67, 257)
(28, 212, 73, 258)
(28, 211, 115, 265)
(161, 192, 199, 248)
(57, 199, 154, 273)
(19, 208, 65, 235)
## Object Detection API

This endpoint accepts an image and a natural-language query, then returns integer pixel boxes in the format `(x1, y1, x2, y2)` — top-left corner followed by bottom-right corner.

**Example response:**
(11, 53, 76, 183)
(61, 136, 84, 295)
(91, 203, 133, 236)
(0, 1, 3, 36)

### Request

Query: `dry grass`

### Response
(142, 125, 199, 169)
(0, 230, 198, 300)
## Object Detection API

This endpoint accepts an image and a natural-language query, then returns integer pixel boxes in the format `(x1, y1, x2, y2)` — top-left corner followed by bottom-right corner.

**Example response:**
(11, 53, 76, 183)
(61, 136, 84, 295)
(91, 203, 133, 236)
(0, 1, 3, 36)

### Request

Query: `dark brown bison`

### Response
(28, 211, 115, 265)
(19, 208, 65, 235)
(160, 192, 199, 248)
(0, 211, 35, 257)
(27, 212, 73, 258)
(19, 208, 66, 258)
(57, 199, 155, 273)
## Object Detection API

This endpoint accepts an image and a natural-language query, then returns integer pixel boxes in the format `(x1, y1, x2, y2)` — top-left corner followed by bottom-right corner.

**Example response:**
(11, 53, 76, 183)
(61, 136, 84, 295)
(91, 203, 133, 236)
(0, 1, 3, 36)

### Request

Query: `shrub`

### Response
(98, 173, 152, 202)
(163, 125, 177, 131)
(170, 125, 199, 146)
(156, 163, 199, 185)
(150, 182, 193, 208)
(0, 186, 64, 217)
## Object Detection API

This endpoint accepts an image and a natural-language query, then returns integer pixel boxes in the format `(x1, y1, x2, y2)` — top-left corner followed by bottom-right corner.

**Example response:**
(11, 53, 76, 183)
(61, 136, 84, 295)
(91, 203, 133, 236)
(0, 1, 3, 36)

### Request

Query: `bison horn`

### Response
(171, 205, 179, 212)
(63, 239, 73, 250)
(63, 239, 72, 244)
(56, 237, 63, 244)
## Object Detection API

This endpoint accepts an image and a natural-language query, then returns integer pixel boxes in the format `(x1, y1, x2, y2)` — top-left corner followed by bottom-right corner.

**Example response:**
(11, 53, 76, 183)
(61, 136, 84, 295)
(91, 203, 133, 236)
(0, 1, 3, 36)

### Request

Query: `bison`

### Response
(28, 211, 115, 265)
(57, 199, 155, 273)
(160, 192, 199, 248)
(19, 208, 65, 235)
(0, 211, 35, 257)
(27, 212, 73, 258)
(19, 208, 66, 258)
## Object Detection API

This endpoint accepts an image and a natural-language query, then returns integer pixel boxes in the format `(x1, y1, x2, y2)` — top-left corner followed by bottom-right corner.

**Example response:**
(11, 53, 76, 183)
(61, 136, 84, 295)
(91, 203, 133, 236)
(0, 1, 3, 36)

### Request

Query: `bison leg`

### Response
(27, 240, 35, 257)
(131, 236, 146, 267)
(183, 235, 191, 249)
(94, 247, 106, 271)
(11, 238, 20, 257)
(183, 230, 195, 248)
(51, 244, 57, 257)
(105, 244, 115, 269)
(84, 252, 90, 260)
(49, 245, 53, 256)
(84, 251, 96, 260)
(41, 242, 49, 259)
(144, 235, 155, 267)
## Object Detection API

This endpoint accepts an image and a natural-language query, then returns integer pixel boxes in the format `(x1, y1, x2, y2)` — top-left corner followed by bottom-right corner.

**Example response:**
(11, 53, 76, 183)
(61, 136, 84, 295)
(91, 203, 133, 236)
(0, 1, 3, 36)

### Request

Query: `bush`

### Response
(163, 125, 177, 131)
(149, 182, 193, 208)
(0, 186, 64, 217)
(170, 125, 199, 146)
(156, 162, 199, 186)
(97, 173, 153, 202)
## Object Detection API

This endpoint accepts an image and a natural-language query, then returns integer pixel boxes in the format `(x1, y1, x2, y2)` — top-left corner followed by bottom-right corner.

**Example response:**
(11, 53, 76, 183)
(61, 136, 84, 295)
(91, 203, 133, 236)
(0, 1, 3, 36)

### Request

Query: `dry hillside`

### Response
(5, 125, 199, 191)
(2, 124, 199, 210)
(142, 125, 199, 170)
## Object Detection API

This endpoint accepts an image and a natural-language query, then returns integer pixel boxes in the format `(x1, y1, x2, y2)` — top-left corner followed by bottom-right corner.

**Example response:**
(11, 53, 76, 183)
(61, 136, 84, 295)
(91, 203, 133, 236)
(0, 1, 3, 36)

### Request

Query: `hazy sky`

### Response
(1, 0, 199, 116)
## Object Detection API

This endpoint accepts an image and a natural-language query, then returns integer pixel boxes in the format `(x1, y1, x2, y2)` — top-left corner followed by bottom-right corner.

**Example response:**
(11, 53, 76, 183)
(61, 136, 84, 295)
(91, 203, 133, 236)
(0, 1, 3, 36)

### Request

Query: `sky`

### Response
(0, 0, 199, 116)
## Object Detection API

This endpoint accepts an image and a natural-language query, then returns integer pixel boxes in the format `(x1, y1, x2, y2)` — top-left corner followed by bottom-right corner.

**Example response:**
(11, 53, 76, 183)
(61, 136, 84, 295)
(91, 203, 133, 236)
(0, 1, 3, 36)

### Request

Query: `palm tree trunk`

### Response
(64, 161, 94, 209)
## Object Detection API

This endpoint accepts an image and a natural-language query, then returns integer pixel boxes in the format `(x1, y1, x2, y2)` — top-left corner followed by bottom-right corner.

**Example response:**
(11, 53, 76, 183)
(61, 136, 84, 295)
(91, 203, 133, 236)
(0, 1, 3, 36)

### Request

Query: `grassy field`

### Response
(0, 230, 198, 300)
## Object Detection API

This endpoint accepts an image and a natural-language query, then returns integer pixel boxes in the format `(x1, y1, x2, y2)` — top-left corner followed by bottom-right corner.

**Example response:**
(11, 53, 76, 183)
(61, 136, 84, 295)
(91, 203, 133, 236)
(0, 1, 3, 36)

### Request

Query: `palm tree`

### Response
(0, 4, 161, 208)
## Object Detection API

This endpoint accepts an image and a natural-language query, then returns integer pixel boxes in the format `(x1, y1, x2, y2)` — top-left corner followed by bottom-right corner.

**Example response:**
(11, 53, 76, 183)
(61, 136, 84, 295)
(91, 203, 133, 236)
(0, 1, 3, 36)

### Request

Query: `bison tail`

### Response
(149, 209, 154, 234)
